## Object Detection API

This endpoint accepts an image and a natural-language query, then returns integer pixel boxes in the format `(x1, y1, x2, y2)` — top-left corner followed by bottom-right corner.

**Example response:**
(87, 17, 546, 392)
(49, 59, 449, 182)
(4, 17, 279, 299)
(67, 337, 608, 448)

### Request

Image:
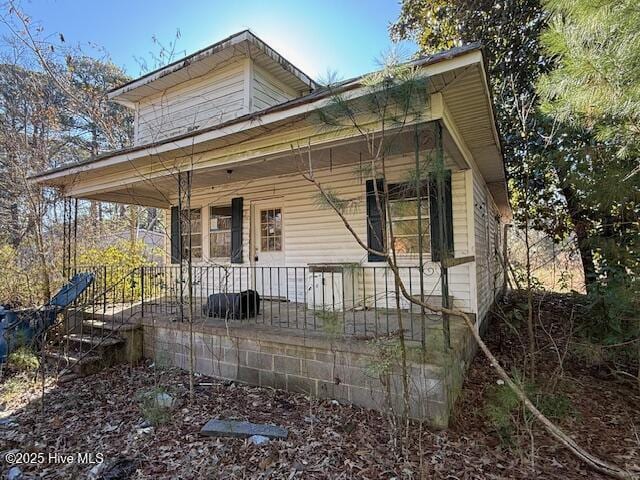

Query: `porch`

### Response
(63, 264, 476, 427)
(73, 264, 469, 347)
(50, 110, 489, 428)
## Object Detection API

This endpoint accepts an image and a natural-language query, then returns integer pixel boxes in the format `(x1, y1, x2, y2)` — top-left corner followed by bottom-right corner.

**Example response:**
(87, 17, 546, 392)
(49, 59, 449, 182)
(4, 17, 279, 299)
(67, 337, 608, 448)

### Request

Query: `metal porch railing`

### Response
(138, 265, 442, 343)
(61, 264, 446, 345)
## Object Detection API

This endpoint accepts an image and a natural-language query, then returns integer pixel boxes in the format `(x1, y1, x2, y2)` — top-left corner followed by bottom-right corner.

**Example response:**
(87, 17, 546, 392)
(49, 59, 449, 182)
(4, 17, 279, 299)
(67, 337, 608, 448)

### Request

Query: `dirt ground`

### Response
(0, 292, 638, 479)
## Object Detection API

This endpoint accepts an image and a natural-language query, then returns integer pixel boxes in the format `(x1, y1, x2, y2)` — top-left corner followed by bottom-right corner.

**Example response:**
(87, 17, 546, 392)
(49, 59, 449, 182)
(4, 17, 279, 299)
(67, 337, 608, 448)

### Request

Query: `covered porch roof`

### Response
(30, 44, 510, 216)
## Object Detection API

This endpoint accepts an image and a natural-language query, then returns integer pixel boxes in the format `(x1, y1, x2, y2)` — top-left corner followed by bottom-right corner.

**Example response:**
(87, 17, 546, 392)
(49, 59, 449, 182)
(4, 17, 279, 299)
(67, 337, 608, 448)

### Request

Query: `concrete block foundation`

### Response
(140, 315, 477, 428)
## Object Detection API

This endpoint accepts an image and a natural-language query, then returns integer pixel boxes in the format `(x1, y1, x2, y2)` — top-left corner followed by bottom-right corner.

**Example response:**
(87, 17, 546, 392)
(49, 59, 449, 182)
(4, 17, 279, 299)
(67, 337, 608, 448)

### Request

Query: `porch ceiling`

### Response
(78, 122, 466, 208)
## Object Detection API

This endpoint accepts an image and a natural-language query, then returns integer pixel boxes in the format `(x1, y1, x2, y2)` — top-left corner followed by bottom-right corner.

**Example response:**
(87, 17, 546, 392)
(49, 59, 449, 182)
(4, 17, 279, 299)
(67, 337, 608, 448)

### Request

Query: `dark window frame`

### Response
(208, 205, 232, 259)
(387, 181, 431, 256)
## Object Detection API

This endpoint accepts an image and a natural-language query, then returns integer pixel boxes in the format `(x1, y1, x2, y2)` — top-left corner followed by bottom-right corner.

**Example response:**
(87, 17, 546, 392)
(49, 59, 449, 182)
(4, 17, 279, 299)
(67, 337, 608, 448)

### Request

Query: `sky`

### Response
(11, 0, 417, 81)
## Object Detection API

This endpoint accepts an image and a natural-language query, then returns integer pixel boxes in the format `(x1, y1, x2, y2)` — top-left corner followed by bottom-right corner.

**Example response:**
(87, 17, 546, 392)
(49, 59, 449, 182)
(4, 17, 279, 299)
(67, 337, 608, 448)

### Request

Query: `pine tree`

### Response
(538, 0, 640, 171)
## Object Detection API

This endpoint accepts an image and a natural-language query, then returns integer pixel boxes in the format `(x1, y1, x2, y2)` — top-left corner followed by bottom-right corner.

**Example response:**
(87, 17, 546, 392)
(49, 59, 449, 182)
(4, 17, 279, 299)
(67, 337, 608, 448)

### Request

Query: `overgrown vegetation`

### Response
(8, 347, 39, 372)
(392, 0, 640, 356)
(77, 239, 159, 300)
(0, 245, 48, 307)
(485, 374, 572, 445)
(137, 386, 174, 427)
(303, 24, 638, 475)
(0, 5, 162, 306)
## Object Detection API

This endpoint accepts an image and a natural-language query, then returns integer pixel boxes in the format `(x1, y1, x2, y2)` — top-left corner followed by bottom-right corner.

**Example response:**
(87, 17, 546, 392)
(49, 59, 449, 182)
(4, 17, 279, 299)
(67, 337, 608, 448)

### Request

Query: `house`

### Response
(32, 31, 509, 426)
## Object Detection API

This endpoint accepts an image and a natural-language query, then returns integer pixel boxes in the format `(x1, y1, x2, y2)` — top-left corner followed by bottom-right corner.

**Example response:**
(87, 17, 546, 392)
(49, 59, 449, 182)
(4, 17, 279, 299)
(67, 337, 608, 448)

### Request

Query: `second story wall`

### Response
(251, 63, 297, 110)
(135, 56, 248, 145)
(133, 58, 304, 145)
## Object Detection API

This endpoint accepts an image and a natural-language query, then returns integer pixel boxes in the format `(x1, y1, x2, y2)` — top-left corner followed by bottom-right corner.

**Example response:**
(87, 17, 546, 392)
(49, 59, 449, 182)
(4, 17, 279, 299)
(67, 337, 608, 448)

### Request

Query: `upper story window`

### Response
(388, 182, 430, 255)
(181, 208, 202, 260)
(209, 206, 232, 258)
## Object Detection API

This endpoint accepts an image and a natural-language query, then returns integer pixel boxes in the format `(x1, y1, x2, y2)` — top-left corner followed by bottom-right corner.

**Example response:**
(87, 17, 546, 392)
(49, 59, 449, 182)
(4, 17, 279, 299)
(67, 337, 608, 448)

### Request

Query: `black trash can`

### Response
(203, 290, 260, 319)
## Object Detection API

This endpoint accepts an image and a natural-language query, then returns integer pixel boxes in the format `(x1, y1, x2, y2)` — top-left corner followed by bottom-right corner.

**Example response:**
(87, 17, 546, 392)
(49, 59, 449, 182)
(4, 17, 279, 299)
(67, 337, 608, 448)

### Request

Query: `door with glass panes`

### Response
(252, 200, 286, 300)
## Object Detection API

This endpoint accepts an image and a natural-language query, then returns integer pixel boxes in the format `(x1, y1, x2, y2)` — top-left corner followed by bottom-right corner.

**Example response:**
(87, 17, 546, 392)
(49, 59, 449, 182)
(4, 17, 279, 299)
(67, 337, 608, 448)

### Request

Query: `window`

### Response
(388, 183, 430, 254)
(260, 208, 282, 251)
(209, 206, 232, 258)
(181, 208, 202, 260)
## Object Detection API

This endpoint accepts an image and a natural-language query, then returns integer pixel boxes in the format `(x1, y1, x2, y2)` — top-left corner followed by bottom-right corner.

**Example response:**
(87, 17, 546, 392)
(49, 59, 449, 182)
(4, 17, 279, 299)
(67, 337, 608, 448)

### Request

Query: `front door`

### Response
(252, 200, 286, 300)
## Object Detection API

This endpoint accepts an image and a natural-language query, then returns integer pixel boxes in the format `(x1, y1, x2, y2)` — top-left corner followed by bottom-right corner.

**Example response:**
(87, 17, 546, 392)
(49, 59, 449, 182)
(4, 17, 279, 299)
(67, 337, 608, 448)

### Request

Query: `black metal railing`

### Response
(138, 265, 441, 342)
(57, 264, 444, 345)
(51, 266, 146, 368)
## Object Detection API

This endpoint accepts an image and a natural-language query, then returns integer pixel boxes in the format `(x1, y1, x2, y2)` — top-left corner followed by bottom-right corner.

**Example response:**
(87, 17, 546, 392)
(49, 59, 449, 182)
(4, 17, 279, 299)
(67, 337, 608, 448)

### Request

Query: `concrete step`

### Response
(79, 318, 141, 337)
(78, 309, 143, 323)
(63, 333, 124, 348)
(66, 318, 143, 366)
(45, 350, 104, 376)
(61, 333, 126, 362)
(53, 332, 129, 375)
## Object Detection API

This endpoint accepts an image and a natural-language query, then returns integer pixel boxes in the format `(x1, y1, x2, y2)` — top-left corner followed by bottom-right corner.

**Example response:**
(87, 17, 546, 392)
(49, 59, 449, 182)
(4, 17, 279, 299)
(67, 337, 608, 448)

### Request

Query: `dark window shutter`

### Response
(170, 206, 180, 264)
(366, 179, 386, 262)
(231, 197, 243, 264)
(429, 170, 454, 262)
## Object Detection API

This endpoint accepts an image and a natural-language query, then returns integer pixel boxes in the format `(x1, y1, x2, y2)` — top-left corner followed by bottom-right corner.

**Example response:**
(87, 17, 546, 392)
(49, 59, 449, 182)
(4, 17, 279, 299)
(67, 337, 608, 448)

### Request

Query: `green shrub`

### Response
(484, 373, 572, 445)
(77, 240, 159, 301)
(485, 382, 522, 445)
(537, 392, 572, 420)
(8, 347, 39, 371)
(581, 273, 638, 346)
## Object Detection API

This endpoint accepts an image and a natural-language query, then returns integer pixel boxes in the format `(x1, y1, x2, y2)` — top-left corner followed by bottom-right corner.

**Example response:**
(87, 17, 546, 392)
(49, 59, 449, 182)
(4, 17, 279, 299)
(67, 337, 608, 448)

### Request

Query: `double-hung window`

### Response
(387, 182, 430, 255)
(209, 206, 232, 258)
(181, 208, 202, 260)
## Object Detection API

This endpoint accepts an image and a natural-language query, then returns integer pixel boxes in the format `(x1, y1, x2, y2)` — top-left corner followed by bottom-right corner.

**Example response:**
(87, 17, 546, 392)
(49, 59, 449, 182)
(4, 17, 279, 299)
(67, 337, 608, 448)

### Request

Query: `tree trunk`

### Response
(555, 160, 597, 290)
(562, 184, 597, 289)
(9, 203, 20, 248)
(33, 211, 51, 300)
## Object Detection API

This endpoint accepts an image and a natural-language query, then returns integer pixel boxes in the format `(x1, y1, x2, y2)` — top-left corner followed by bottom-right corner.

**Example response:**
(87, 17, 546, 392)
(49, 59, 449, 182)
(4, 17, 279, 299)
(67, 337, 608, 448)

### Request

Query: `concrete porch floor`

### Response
(142, 297, 470, 345)
(82, 297, 473, 352)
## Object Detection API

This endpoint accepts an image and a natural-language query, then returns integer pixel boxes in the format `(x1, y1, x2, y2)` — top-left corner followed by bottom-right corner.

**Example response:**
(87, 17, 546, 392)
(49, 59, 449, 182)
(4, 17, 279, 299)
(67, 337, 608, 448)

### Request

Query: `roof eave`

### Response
(32, 44, 505, 195)
(108, 30, 318, 103)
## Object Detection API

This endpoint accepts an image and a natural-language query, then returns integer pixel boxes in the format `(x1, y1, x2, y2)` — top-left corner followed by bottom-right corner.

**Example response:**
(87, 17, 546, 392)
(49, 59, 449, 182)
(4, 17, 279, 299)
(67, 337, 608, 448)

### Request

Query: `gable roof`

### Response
(36, 42, 485, 178)
(109, 30, 318, 105)
(31, 42, 510, 215)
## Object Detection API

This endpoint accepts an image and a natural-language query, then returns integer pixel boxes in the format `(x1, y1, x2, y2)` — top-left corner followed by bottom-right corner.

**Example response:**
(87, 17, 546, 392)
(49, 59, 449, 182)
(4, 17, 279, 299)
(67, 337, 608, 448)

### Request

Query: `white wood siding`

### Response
(251, 64, 297, 111)
(473, 169, 505, 323)
(135, 57, 248, 145)
(172, 154, 475, 313)
(132, 58, 301, 145)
